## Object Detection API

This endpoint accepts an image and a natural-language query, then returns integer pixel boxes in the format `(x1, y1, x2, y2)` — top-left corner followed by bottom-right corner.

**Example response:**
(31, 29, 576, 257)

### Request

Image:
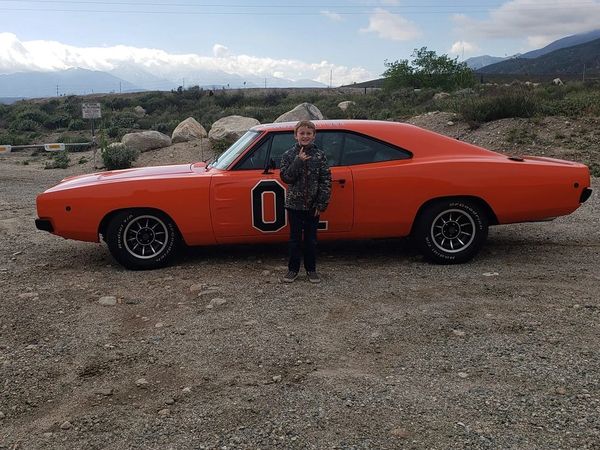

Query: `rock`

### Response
(482, 272, 499, 277)
(552, 78, 564, 86)
(447, 121, 455, 126)
(272, 375, 282, 383)
(556, 387, 567, 395)
(158, 408, 170, 416)
(0, 411, 5, 419)
(197, 289, 221, 298)
(207, 298, 227, 309)
(457, 372, 469, 378)
(275, 103, 324, 123)
(60, 421, 72, 430)
(244, 320, 258, 326)
(135, 378, 149, 388)
(98, 296, 117, 306)
(189, 283, 205, 293)
(94, 388, 114, 396)
(337, 101, 356, 111)
(155, 322, 164, 328)
(433, 92, 451, 100)
(455, 88, 476, 96)
(261, 270, 271, 276)
(390, 427, 410, 439)
(181, 387, 192, 394)
(452, 329, 466, 337)
(134, 105, 146, 117)
(208, 115, 260, 143)
(165, 398, 175, 405)
(172, 117, 208, 143)
(18, 292, 39, 299)
(122, 131, 172, 153)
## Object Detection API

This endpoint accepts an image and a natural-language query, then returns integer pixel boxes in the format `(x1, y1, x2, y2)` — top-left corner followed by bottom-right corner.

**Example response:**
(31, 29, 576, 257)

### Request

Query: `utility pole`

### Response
(182, 78, 185, 90)
(583, 63, 586, 82)
(56, 84, 59, 96)
(119, 81, 122, 93)
(264, 77, 267, 88)
(330, 69, 332, 88)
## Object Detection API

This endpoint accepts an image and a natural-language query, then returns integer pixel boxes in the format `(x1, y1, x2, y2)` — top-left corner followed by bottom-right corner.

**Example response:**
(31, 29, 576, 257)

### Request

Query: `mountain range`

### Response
(0, 66, 327, 101)
(465, 29, 600, 70)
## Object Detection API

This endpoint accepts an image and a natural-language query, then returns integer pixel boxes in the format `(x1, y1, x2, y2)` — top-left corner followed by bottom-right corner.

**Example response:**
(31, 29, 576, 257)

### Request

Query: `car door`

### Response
(210, 131, 353, 242)
(338, 131, 413, 237)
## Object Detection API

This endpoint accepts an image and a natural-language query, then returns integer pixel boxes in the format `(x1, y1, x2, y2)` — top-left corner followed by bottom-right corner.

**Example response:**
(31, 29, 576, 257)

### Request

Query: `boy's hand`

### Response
(298, 146, 311, 161)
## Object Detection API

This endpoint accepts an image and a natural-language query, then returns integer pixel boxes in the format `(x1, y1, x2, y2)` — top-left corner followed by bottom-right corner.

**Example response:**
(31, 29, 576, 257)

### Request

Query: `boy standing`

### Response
(280, 120, 331, 283)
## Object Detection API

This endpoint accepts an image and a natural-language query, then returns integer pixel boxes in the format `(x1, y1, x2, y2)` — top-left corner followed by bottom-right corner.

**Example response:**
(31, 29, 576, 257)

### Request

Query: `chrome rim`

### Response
(123, 215, 169, 259)
(430, 209, 476, 253)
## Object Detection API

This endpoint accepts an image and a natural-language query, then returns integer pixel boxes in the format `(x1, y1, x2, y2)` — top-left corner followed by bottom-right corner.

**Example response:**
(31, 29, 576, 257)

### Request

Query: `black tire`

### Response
(105, 209, 179, 270)
(414, 199, 489, 264)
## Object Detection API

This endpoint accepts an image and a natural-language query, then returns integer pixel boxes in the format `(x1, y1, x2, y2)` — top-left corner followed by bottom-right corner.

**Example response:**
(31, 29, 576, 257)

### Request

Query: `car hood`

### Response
(45, 163, 207, 193)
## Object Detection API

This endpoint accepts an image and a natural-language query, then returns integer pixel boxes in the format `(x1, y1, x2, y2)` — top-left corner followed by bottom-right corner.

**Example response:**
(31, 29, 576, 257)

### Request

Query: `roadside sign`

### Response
(44, 143, 66, 152)
(0, 145, 11, 154)
(82, 102, 102, 119)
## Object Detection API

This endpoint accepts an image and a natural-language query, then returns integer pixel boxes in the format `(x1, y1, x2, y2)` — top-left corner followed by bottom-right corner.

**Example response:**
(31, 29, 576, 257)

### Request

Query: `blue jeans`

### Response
(287, 208, 319, 273)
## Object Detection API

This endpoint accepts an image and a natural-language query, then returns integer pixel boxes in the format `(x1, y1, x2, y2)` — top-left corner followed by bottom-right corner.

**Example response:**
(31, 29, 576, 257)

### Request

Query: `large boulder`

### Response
(121, 131, 171, 153)
(433, 92, 451, 100)
(208, 115, 260, 143)
(172, 117, 208, 143)
(274, 103, 324, 123)
(338, 101, 356, 111)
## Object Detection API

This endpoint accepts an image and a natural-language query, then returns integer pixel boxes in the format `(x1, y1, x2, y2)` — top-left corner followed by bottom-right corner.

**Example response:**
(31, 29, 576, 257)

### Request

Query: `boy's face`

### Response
(295, 126, 316, 147)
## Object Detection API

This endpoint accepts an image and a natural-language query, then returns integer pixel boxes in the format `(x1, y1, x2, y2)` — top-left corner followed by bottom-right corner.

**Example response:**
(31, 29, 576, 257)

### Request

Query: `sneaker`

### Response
(283, 271, 298, 283)
(307, 271, 321, 284)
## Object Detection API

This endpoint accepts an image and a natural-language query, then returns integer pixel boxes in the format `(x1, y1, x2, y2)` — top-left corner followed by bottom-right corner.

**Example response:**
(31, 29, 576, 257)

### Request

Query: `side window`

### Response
(316, 132, 343, 167)
(270, 133, 296, 168)
(340, 133, 410, 166)
(236, 137, 270, 170)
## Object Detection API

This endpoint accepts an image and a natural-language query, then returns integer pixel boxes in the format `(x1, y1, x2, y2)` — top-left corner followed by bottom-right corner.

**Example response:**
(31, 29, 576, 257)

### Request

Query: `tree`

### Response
(383, 47, 475, 91)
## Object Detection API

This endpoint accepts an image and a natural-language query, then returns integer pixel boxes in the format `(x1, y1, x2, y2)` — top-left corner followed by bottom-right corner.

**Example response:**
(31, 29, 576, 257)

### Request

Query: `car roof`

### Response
(251, 119, 412, 133)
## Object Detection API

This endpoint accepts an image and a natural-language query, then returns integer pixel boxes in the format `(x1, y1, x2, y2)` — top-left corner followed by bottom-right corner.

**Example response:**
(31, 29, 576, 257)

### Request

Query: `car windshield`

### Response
(209, 130, 261, 170)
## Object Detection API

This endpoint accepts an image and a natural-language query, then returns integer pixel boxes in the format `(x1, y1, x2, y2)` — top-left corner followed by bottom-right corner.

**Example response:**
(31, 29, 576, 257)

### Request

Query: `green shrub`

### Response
(68, 119, 87, 131)
(101, 142, 138, 170)
(458, 94, 537, 125)
(43, 114, 70, 129)
(11, 119, 39, 132)
(44, 150, 70, 169)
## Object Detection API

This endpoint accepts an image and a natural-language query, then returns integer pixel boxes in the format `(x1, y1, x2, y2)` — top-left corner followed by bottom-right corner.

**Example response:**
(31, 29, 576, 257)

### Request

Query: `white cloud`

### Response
(321, 10, 343, 22)
(452, 0, 600, 48)
(360, 8, 421, 41)
(212, 44, 231, 58)
(449, 41, 481, 57)
(0, 33, 374, 86)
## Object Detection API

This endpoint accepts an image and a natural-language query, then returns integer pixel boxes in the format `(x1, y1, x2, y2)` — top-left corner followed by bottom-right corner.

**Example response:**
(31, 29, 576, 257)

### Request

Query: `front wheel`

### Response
(105, 209, 179, 270)
(414, 199, 489, 264)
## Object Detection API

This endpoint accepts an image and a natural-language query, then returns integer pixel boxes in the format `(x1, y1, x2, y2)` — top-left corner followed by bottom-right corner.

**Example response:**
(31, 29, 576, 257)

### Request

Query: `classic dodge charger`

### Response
(35, 120, 592, 270)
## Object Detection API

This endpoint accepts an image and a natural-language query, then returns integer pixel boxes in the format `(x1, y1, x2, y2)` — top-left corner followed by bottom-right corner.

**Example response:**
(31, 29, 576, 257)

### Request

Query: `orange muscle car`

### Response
(35, 120, 592, 270)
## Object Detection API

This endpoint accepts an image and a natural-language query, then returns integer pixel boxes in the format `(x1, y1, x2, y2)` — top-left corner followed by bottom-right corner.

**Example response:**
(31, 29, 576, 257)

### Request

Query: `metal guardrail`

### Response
(0, 142, 93, 154)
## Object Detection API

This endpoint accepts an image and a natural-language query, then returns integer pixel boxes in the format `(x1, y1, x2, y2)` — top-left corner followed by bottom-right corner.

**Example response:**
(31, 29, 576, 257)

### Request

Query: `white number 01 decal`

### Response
(250, 179, 329, 233)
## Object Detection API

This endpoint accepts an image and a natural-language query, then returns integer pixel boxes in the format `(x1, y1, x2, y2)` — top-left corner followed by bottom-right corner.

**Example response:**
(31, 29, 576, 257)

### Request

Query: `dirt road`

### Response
(1, 144, 599, 449)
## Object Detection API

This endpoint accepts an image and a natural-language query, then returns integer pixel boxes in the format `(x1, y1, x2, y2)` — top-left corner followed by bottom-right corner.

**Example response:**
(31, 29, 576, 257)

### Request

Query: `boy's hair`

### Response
(294, 120, 316, 134)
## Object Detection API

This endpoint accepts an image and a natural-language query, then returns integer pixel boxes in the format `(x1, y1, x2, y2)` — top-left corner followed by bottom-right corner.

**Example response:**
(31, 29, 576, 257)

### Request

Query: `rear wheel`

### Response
(106, 209, 178, 270)
(414, 199, 488, 264)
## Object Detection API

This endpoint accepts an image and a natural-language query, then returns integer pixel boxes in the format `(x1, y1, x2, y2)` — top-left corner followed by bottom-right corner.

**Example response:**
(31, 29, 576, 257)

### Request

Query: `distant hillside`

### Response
(0, 68, 140, 98)
(465, 55, 510, 70)
(521, 29, 600, 59)
(467, 29, 600, 70)
(478, 38, 600, 76)
(0, 97, 25, 105)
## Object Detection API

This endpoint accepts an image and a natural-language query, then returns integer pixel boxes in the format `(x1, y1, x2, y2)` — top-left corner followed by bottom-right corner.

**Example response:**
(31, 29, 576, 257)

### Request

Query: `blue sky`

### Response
(1, 0, 599, 86)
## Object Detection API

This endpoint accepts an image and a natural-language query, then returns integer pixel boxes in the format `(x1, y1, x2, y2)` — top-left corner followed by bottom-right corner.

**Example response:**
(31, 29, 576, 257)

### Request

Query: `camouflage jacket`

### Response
(280, 143, 332, 212)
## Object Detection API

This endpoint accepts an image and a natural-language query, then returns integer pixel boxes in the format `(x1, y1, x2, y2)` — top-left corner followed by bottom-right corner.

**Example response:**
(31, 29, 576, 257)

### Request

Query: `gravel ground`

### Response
(1, 133, 599, 449)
